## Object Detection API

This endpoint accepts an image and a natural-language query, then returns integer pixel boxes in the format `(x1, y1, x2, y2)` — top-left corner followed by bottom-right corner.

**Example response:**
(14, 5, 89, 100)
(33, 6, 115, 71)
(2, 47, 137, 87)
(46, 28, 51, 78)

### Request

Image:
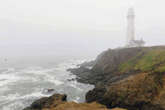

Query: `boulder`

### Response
(23, 94, 67, 110)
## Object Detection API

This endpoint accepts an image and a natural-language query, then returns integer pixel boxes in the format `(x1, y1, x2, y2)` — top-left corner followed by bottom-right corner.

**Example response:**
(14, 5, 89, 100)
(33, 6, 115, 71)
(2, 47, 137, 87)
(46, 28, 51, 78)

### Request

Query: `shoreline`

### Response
(23, 46, 165, 110)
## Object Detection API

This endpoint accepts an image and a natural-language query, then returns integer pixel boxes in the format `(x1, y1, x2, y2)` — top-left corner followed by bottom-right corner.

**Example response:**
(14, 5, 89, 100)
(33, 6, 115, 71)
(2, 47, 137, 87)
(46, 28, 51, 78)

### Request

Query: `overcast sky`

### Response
(0, 0, 165, 58)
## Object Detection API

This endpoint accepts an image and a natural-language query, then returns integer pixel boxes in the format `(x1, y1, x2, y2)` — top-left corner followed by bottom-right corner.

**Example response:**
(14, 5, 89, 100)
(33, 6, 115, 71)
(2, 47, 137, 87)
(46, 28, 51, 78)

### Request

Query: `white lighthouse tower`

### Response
(127, 7, 135, 44)
(126, 8, 145, 47)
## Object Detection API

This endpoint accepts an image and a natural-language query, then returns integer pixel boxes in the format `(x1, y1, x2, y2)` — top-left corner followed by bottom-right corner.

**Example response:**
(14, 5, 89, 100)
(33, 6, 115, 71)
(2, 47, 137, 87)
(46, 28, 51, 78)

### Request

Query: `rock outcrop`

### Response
(24, 94, 126, 110)
(24, 46, 165, 110)
(70, 46, 165, 110)
(23, 94, 67, 110)
(23, 93, 125, 110)
(48, 102, 109, 110)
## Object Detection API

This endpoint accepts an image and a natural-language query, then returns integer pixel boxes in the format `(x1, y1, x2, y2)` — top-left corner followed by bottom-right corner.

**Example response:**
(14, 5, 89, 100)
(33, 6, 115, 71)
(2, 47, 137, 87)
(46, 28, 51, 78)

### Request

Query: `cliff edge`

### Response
(80, 46, 165, 110)
(24, 46, 165, 110)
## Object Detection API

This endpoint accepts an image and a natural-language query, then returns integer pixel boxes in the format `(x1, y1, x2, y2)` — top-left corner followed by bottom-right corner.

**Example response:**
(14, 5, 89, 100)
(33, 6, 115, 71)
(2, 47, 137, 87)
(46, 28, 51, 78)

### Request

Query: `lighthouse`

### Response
(127, 8, 135, 44)
(126, 8, 145, 47)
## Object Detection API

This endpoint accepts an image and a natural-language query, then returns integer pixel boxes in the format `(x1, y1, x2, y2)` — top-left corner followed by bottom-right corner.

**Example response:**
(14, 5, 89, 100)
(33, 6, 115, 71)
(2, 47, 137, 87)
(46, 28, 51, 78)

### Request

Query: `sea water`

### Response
(0, 58, 94, 110)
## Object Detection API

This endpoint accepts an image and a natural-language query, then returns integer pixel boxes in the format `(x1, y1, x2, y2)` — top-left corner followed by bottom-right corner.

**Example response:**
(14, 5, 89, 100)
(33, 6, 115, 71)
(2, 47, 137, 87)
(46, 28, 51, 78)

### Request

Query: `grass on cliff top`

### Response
(119, 48, 165, 73)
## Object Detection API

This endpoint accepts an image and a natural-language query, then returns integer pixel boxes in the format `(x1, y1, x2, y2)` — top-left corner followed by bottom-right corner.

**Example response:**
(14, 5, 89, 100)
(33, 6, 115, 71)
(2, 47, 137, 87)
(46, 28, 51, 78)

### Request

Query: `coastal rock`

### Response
(69, 46, 165, 110)
(23, 93, 126, 110)
(42, 89, 55, 95)
(69, 47, 147, 85)
(85, 46, 165, 110)
(46, 102, 110, 110)
(86, 86, 106, 103)
(23, 94, 67, 110)
(24, 46, 165, 110)
(89, 72, 165, 110)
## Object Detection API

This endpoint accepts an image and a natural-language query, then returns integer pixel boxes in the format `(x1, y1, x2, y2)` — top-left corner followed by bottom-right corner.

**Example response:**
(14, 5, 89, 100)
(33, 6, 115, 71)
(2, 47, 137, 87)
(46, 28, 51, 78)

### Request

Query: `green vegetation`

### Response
(119, 48, 165, 73)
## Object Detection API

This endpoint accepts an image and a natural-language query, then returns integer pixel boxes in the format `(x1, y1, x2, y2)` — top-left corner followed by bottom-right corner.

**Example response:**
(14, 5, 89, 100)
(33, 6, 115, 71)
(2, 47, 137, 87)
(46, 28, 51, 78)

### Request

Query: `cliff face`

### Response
(69, 47, 150, 85)
(23, 93, 125, 110)
(84, 46, 165, 110)
(24, 46, 165, 110)
(78, 46, 165, 85)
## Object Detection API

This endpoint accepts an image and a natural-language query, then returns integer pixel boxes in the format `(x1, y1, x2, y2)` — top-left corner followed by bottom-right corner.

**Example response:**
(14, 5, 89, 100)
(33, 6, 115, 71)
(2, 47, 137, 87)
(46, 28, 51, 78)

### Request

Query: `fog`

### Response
(0, 0, 165, 60)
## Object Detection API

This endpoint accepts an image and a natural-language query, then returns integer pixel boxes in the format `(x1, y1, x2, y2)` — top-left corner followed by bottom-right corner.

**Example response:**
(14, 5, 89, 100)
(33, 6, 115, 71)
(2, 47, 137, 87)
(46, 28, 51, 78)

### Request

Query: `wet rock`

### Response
(23, 94, 126, 110)
(23, 92, 128, 110)
(47, 89, 54, 93)
(42, 89, 56, 95)
(67, 78, 75, 82)
(23, 93, 67, 110)
(86, 86, 106, 103)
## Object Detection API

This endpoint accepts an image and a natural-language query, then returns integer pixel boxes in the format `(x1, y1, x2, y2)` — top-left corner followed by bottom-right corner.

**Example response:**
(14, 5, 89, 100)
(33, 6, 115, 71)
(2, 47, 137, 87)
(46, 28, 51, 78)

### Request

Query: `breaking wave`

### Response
(0, 59, 94, 110)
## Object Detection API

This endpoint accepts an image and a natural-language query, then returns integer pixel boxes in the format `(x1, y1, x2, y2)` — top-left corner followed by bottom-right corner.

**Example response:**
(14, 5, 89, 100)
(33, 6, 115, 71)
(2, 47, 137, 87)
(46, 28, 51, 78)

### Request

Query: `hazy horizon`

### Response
(0, 0, 165, 58)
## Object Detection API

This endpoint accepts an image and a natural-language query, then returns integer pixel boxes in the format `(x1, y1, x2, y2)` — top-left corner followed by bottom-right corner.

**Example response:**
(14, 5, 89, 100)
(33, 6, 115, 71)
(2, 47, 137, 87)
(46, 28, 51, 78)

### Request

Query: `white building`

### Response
(126, 8, 145, 47)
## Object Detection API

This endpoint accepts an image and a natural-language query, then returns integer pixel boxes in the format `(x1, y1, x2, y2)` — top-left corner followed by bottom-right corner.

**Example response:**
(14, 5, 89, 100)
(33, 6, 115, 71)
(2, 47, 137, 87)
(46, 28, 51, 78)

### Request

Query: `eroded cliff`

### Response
(84, 46, 165, 110)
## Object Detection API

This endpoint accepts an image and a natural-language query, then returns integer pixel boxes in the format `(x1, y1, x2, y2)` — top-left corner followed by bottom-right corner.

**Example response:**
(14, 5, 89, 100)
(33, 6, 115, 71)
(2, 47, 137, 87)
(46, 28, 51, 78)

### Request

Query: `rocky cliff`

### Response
(82, 46, 165, 110)
(24, 46, 165, 110)
(70, 46, 165, 85)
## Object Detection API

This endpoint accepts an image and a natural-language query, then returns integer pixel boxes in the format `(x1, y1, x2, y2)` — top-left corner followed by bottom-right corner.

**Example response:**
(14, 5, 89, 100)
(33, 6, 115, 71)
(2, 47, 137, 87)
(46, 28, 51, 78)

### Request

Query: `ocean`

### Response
(0, 57, 94, 110)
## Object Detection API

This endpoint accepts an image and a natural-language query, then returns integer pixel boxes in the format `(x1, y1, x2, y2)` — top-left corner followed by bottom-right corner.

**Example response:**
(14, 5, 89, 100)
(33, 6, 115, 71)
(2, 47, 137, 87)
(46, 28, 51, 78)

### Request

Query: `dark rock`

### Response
(23, 94, 116, 110)
(70, 46, 165, 110)
(42, 89, 55, 94)
(47, 89, 54, 93)
(67, 78, 75, 82)
(23, 93, 67, 110)
(86, 86, 106, 103)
